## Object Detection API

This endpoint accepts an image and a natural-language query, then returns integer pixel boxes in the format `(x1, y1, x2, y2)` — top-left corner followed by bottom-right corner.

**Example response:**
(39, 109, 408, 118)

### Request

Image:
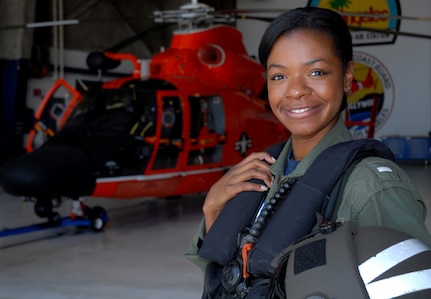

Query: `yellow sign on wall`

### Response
(308, 0, 402, 45)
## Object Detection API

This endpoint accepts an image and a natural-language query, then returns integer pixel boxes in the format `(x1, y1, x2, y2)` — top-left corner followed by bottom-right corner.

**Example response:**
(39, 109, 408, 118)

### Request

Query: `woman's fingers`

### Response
(236, 151, 276, 168)
(225, 152, 275, 189)
(203, 152, 276, 230)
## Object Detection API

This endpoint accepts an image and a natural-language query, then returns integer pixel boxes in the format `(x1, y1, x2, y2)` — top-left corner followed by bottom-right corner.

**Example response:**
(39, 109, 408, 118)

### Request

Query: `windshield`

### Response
(60, 88, 157, 138)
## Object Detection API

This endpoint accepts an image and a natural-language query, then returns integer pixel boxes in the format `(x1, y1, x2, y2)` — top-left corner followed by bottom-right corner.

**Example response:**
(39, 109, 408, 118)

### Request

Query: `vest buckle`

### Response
(221, 259, 243, 293)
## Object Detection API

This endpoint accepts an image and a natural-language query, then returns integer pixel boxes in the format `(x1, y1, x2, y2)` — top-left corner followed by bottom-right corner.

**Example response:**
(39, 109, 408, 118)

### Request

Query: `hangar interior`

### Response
(1, 1, 431, 298)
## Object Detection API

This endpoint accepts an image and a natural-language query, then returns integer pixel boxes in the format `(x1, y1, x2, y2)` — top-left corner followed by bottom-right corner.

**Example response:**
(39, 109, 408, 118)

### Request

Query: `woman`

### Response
(186, 7, 431, 298)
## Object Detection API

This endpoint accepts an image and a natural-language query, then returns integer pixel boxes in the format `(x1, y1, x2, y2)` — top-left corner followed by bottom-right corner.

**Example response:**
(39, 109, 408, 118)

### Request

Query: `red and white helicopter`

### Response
(0, 1, 288, 232)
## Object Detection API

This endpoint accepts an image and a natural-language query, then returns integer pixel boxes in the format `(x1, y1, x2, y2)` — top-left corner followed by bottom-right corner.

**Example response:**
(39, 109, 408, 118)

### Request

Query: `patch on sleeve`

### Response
(367, 161, 401, 181)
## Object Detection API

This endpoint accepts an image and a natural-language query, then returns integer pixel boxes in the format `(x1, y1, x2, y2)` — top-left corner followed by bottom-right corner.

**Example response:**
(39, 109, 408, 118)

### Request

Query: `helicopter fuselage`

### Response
(0, 25, 288, 201)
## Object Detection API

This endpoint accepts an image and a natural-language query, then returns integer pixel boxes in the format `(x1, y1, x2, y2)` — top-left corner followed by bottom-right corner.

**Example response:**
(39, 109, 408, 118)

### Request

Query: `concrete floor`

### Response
(0, 161, 430, 299)
(0, 193, 206, 299)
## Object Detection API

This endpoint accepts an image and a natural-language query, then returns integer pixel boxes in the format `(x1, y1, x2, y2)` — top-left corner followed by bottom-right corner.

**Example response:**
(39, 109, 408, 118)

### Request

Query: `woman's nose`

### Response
(284, 76, 311, 100)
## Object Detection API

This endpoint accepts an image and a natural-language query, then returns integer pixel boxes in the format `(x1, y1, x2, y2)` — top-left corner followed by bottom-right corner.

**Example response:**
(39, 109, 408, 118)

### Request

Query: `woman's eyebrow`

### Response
(267, 58, 327, 70)
(267, 63, 285, 70)
(304, 58, 326, 66)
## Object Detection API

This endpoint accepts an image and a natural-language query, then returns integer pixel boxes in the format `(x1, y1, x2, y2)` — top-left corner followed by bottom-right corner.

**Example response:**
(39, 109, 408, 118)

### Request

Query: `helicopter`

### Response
(0, 1, 289, 231)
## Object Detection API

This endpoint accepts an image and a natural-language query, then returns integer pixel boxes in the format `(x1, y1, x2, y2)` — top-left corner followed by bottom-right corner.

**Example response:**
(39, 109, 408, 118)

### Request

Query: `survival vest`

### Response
(198, 139, 396, 279)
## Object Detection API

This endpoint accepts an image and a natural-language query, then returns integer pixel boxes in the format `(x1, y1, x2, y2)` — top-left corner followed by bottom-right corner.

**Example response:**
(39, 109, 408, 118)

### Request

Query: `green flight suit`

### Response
(185, 117, 431, 273)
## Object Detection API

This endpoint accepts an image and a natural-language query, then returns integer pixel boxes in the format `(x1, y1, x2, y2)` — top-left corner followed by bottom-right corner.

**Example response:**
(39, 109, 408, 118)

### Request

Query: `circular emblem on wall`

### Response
(347, 51, 395, 138)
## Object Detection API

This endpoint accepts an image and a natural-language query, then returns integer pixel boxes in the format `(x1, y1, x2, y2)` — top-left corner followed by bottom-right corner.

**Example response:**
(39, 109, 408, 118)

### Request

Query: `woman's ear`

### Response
(344, 61, 354, 95)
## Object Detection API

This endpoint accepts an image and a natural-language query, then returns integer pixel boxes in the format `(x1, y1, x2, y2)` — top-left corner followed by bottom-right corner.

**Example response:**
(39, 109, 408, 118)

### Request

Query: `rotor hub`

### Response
(153, 1, 234, 30)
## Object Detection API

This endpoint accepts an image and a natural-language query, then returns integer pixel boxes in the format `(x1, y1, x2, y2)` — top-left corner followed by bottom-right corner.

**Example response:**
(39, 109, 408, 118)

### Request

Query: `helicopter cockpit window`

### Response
(187, 95, 225, 165)
(198, 44, 225, 67)
(57, 88, 158, 176)
(105, 92, 132, 111)
(36, 85, 72, 142)
(60, 89, 137, 138)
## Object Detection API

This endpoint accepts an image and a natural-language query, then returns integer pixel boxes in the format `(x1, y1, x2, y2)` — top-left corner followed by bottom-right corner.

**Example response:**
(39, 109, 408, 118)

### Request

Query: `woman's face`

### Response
(266, 29, 353, 142)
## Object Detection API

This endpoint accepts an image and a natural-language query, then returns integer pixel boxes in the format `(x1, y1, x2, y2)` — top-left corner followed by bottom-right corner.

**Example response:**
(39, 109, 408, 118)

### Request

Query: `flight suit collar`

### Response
(270, 117, 353, 179)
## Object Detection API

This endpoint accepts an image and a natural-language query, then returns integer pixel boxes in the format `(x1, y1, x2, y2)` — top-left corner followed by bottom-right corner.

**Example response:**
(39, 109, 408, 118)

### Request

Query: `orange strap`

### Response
(241, 243, 254, 279)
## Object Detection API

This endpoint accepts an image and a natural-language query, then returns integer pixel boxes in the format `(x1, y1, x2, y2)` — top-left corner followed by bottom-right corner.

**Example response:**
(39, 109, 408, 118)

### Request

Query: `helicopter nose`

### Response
(0, 145, 96, 198)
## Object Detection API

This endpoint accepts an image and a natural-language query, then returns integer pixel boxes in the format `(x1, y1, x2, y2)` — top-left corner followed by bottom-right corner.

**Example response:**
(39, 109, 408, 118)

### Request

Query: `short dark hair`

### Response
(258, 7, 352, 72)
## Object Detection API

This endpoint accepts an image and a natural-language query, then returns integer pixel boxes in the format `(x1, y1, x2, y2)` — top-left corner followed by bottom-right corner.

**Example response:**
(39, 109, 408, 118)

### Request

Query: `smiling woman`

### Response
(185, 6, 431, 299)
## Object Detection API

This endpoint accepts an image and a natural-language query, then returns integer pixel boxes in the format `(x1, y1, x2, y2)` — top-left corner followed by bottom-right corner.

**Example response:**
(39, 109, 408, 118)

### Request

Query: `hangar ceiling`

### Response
(0, 0, 236, 60)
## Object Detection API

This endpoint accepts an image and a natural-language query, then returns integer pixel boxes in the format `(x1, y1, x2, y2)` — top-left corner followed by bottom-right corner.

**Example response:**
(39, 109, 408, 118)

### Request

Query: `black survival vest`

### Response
(198, 139, 396, 279)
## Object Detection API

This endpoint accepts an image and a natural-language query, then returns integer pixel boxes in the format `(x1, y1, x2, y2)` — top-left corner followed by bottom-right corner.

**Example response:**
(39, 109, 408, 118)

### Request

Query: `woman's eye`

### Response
(311, 70, 326, 76)
(271, 74, 285, 80)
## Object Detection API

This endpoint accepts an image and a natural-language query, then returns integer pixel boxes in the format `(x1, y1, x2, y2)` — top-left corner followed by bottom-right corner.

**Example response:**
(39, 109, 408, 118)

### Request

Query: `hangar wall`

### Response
(0, 0, 36, 60)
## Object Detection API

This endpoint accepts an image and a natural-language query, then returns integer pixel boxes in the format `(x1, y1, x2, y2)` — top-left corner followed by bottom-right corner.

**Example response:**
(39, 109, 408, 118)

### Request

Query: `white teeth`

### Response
(290, 107, 312, 114)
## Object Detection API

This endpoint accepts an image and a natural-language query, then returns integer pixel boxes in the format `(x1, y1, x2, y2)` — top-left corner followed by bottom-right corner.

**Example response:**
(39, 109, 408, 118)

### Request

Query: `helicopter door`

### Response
(187, 95, 225, 165)
(150, 95, 183, 170)
(26, 78, 81, 152)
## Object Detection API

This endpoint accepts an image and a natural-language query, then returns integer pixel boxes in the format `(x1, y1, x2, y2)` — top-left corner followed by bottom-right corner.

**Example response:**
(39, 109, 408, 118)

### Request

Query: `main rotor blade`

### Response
(233, 14, 431, 40)
(223, 9, 431, 21)
(348, 25, 431, 39)
(105, 23, 175, 52)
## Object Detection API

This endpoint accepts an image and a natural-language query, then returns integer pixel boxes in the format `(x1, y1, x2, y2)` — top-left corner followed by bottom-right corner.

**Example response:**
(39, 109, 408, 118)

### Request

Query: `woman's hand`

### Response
(203, 152, 276, 232)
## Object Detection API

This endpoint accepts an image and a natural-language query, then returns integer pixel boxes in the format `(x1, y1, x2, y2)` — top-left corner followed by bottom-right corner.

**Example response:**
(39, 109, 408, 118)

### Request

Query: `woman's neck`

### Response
(290, 116, 339, 160)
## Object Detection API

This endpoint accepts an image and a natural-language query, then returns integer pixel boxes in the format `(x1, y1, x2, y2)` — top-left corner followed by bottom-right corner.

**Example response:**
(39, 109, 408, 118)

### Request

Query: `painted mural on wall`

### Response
(349, 52, 394, 139)
(308, 0, 400, 138)
(308, 0, 401, 45)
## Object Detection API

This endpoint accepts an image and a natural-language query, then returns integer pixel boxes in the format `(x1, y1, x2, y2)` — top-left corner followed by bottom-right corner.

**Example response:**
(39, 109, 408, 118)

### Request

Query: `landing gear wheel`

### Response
(48, 212, 62, 226)
(88, 206, 107, 232)
(34, 199, 53, 218)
